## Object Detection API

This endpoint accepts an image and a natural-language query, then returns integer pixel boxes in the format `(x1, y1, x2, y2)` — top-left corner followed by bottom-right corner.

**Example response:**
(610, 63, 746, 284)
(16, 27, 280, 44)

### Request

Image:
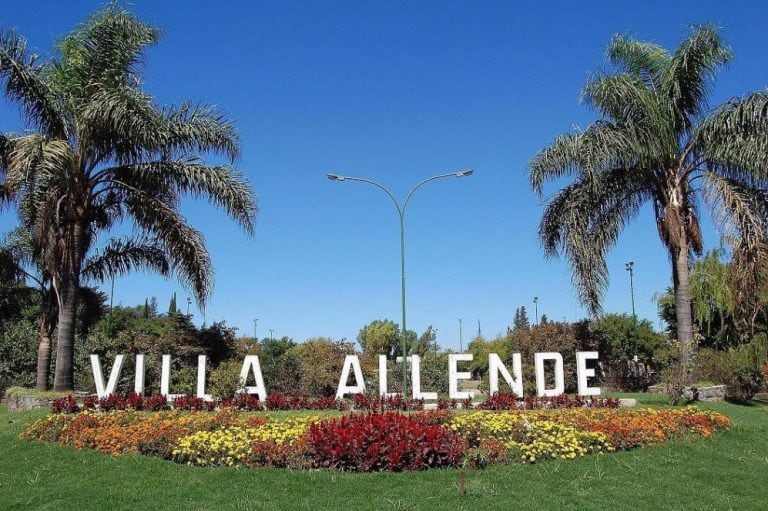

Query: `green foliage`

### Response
(168, 293, 177, 316)
(696, 339, 767, 400)
(467, 334, 514, 378)
(75, 304, 238, 393)
(357, 319, 415, 358)
(289, 338, 355, 397)
(208, 360, 244, 398)
(257, 336, 300, 394)
(0, 318, 38, 393)
(410, 326, 437, 356)
(512, 307, 530, 331)
(515, 321, 595, 394)
(659, 250, 765, 348)
(590, 313, 669, 364)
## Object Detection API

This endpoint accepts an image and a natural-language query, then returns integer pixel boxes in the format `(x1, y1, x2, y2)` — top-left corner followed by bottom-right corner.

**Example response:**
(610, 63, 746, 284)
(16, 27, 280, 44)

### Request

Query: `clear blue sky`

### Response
(1, 1, 766, 349)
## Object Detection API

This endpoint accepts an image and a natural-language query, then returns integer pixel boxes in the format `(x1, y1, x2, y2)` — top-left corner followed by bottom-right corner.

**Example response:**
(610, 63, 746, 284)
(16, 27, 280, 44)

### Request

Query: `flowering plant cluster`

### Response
(23, 404, 729, 471)
(477, 393, 620, 410)
(51, 392, 348, 414)
(307, 412, 465, 471)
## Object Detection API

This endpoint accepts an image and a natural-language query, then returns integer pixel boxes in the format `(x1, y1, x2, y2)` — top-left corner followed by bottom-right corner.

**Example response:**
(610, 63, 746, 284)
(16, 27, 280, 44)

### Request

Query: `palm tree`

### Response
(529, 25, 768, 378)
(0, 7, 257, 390)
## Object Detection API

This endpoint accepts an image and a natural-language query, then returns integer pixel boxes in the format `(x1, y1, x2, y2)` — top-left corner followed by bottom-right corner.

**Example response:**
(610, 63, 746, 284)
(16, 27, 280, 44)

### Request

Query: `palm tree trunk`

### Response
(35, 322, 52, 391)
(53, 275, 78, 391)
(672, 238, 695, 382)
(53, 221, 85, 392)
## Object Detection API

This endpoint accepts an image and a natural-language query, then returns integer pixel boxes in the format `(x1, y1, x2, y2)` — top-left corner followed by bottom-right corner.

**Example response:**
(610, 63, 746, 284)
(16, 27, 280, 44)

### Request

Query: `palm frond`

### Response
(48, 6, 160, 103)
(606, 33, 670, 88)
(695, 90, 768, 178)
(109, 159, 257, 233)
(157, 102, 241, 162)
(81, 237, 170, 282)
(702, 172, 768, 250)
(122, 189, 213, 306)
(529, 121, 639, 195)
(539, 168, 647, 315)
(662, 24, 732, 129)
(0, 29, 68, 137)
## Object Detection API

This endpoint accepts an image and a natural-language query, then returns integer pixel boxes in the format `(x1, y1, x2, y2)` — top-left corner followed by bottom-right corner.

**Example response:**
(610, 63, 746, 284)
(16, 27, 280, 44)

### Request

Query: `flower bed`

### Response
(22, 405, 729, 471)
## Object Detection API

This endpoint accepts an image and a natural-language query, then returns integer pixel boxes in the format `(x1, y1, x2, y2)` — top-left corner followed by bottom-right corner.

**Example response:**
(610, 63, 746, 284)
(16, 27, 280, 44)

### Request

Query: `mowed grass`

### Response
(0, 395, 766, 511)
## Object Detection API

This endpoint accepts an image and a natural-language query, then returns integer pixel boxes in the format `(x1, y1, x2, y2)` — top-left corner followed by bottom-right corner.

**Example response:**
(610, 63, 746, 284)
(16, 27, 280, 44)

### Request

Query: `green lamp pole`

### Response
(328, 169, 474, 397)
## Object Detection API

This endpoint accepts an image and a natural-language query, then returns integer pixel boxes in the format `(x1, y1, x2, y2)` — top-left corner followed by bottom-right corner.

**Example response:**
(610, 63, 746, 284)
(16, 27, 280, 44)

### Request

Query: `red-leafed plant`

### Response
(307, 412, 465, 471)
(51, 395, 80, 414)
(126, 392, 144, 410)
(83, 395, 98, 410)
(145, 394, 169, 411)
(172, 395, 207, 411)
(98, 394, 128, 411)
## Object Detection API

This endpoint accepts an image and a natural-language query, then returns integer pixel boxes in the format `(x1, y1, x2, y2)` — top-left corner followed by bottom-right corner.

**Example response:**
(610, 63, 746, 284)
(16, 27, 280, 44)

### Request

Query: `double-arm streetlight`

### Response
(328, 169, 474, 397)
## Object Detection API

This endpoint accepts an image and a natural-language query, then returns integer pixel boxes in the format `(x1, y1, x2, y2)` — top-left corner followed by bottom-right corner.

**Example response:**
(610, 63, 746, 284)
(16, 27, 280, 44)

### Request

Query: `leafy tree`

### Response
(658, 250, 766, 349)
(590, 313, 669, 364)
(529, 26, 768, 378)
(257, 336, 300, 394)
(0, 8, 257, 390)
(358, 319, 406, 358)
(410, 326, 438, 356)
(289, 338, 356, 397)
(540, 314, 549, 325)
(468, 334, 513, 378)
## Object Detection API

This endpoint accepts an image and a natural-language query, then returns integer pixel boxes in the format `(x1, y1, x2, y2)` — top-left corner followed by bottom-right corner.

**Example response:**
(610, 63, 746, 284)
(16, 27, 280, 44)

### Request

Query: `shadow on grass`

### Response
(722, 397, 768, 407)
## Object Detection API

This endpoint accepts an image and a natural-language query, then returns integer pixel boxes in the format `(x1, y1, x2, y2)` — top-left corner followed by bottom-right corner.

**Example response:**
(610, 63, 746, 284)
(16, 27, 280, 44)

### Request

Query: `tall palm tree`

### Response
(529, 25, 768, 378)
(0, 7, 257, 390)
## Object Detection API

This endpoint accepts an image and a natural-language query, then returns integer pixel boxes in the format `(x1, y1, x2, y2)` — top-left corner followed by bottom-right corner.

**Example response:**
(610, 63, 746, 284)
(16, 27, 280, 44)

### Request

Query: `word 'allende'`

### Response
(90, 352, 601, 401)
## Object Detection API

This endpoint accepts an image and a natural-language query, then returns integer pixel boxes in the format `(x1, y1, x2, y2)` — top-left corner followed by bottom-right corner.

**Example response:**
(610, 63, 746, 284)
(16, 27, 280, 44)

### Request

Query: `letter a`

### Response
(239, 355, 267, 401)
(336, 355, 365, 400)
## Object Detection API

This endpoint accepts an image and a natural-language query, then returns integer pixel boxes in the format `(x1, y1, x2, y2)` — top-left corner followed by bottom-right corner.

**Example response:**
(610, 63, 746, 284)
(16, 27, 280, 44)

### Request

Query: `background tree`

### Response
(529, 25, 768, 379)
(0, 7, 257, 390)
(512, 306, 530, 331)
(357, 319, 411, 358)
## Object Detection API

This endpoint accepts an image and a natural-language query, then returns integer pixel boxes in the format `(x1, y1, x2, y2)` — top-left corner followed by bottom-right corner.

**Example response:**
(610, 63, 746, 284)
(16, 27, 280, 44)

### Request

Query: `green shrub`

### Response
(208, 360, 244, 398)
(697, 343, 767, 400)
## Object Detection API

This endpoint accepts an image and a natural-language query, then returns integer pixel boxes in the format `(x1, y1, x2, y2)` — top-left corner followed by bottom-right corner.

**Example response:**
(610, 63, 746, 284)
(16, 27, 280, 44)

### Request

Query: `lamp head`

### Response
(455, 169, 474, 177)
(327, 173, 346, 181)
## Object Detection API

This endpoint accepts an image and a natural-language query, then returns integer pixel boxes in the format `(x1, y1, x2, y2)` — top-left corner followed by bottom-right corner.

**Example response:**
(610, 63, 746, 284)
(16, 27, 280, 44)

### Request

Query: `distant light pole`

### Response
(328, 169, 474, 397)
(625, 261, 636, 318)
(186, 297, 192, 316)
(458, 318, 463, 352)
(253, 318, 258, 340)
(533, 296, 539, 326)
(269, 328, 274, 341)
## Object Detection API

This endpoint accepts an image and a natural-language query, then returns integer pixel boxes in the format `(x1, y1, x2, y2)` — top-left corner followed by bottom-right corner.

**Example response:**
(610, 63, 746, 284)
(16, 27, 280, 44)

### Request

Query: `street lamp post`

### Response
(458, 318, 463, 352)
(253, 318, 258, 340)
(328, 169, 474, 397)
(269, 329, 274, 341)
(533, 296, 538, 326)
(625, 261, 636, 318)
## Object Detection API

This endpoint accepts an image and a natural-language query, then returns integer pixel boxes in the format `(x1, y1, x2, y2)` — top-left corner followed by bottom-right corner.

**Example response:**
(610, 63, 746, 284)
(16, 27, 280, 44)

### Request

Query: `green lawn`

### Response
(0, 395, 766, 511)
